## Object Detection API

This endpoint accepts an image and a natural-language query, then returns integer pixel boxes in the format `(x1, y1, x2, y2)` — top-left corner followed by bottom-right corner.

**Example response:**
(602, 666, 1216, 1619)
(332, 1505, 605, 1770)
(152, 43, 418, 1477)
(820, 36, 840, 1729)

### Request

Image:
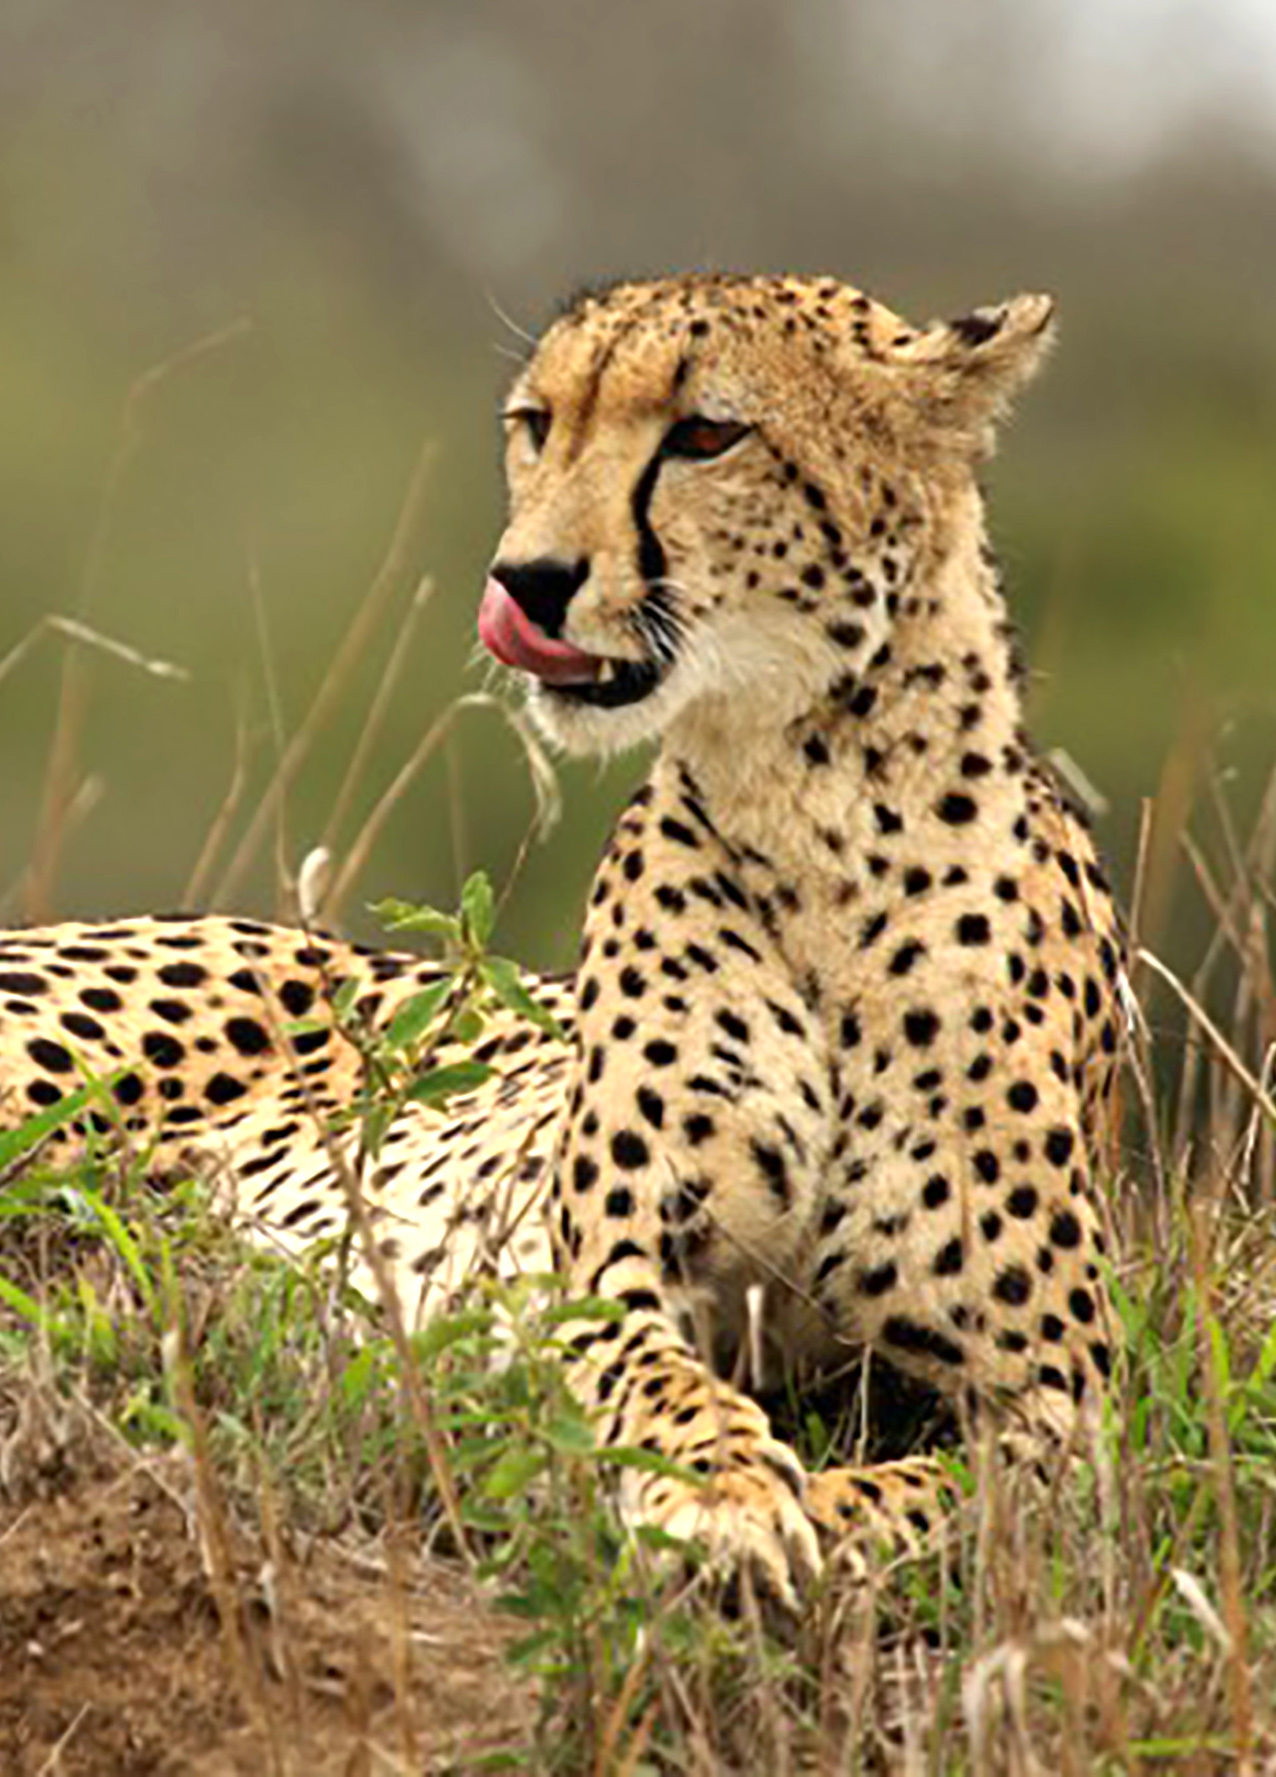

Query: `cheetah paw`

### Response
(803, 1456, 957, 1572)
(633, 1432, 822, 1613)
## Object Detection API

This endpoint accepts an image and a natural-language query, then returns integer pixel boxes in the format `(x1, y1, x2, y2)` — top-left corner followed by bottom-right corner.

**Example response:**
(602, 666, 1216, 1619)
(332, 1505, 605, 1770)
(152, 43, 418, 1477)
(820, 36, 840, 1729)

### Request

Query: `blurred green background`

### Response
(2, 0, 1274, 982)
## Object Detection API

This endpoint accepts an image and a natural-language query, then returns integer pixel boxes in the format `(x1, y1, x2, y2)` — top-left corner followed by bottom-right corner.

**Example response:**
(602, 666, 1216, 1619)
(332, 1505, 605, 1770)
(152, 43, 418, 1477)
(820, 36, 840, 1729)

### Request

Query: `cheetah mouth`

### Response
(478, 579, 664, 710)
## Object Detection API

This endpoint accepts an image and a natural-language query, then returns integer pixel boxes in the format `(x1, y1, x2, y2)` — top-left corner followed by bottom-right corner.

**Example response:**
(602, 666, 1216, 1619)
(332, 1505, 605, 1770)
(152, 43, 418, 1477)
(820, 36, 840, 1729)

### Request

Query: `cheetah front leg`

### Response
(551, 810, 837, 1602)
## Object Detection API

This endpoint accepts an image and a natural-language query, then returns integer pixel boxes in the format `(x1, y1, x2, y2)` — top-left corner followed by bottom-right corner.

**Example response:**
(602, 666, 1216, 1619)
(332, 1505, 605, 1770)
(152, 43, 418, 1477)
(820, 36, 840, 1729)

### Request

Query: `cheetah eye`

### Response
(506, 407, 552, 452)
(661, 416, 751, 461)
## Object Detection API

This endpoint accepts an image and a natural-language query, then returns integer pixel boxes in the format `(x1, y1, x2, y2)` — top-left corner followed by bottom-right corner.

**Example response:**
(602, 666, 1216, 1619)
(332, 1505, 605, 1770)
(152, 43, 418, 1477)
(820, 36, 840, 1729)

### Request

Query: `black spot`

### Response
(1006, 1185, 1038, 1219)
(1040, 1129, 1074, 1171)
(0, 972, 47, 995)
(79, 986, 123, 1013)
(225, 1016, 271, 1057)
(636, 1086, 665, 1129)
(857, 1261, 898, 1297)
(156, 961, 208, 989)
(59, 1011, 105, 1042)
(936, 792, 978, 826)
(618, 966, 646, 1000)
(1050, 1209, 1082, 1248)
(956, 913, 991, 946)
(659, 816, 699, 848)
(903, 867, 932, 896)
(206, 1072, 249, 1106)
(291, 1026, 329, 1056)
(751, 1140, 790, 1204)
(683, 1113, 715, 1145)
(279, 978, 315, 1018)
(993, 1266, 1032, 1306)
(165, 1104, 203, 1126)
(1007, 1081, 1039, 1114)
(573, 1155, 599, 1193)
(903, 1008, 940, 1047)
(644, 1039, 677, 1066)
(889, 940, 926, 977)
(26, 1080, 63, 1107)
(149, 998, 193, 1026)
(142, 1031, 185, 1069)
(882, 1316, 964, 1365)
(803, 735, 830, 767)
(611, 1129, 650, 1170)
(605, 1187, 634, 1218)
(922, 1174, 950, 1209)
(932, 1238, 964, 1277)
(1069, 1287, 1096, 1324)
(716, 1009, 750, 1044)
(973, 1150, 1000, 1184)
(849, 685, 877, 718)
(27, 1037, 74, 1074)
(113, 1072, 144, 1107)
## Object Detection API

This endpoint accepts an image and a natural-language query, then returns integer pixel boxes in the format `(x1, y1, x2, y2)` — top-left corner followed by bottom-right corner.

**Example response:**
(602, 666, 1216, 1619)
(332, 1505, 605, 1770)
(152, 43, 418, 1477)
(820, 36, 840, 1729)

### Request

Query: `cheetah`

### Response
(1, 274, 1124, 1604)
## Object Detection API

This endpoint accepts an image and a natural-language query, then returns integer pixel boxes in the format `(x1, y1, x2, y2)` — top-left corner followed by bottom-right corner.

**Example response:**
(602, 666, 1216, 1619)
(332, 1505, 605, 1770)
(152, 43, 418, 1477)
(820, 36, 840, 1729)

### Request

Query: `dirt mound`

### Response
(0, 1385, 529, 1775)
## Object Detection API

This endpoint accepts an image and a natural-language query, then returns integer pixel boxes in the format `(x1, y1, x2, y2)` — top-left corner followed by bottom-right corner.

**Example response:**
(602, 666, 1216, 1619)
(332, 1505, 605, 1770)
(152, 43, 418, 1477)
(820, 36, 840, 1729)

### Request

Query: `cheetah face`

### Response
(478, 276, 1054, 756)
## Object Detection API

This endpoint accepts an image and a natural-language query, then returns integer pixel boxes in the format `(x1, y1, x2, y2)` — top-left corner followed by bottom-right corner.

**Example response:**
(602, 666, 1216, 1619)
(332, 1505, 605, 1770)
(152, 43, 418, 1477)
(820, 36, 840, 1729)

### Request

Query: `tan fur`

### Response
(1, 273, 1124, 1601)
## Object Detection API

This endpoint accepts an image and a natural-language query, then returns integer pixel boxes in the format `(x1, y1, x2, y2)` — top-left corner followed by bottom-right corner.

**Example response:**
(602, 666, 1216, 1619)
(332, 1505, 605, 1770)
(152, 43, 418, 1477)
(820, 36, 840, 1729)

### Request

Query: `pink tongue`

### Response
(477, 578, 600, 685)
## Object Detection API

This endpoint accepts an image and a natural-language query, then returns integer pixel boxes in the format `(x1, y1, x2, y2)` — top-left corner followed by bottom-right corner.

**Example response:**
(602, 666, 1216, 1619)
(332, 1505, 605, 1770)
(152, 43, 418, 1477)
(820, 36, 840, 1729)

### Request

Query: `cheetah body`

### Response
(1, 274, 1125, 1596)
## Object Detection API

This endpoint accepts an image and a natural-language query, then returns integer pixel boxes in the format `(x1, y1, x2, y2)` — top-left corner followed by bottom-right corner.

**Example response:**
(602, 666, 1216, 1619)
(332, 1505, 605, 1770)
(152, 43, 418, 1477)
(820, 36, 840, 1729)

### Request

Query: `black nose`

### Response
(491, 557, 589, 639)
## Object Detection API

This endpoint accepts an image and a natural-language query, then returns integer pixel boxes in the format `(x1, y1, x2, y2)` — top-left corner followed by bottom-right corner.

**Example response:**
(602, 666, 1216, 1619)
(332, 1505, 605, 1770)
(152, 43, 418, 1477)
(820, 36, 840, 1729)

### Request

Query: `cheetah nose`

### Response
(479, 564, 600, 685)
(490, 557, 589, 639)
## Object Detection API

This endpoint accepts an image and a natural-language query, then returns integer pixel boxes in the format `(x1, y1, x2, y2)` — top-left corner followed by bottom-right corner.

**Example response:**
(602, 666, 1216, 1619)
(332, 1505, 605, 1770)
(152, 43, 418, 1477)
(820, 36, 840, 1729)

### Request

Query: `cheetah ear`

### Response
(894, 293, 1057, 453)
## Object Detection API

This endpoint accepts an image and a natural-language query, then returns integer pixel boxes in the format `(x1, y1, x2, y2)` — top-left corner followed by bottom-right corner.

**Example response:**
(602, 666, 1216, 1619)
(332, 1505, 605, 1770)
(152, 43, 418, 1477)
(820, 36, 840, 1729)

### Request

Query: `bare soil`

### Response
(0, 1382, 530, 1775)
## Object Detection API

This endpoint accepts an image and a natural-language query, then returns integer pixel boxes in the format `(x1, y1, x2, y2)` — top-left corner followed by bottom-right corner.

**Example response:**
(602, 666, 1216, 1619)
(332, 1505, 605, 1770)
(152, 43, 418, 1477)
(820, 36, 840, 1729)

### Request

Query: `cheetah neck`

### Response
(660, 523, 1030, 891)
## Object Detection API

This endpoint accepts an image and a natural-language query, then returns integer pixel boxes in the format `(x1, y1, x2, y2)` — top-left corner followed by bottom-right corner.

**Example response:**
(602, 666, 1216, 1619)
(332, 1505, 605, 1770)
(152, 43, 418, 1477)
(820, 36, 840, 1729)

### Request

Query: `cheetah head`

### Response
(479, 274, 1054, 756)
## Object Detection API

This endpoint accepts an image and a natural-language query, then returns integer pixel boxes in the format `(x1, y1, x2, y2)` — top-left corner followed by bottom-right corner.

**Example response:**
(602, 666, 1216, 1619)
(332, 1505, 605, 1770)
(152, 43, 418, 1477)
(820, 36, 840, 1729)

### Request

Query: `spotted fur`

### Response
(1, 273, 1125, 1601)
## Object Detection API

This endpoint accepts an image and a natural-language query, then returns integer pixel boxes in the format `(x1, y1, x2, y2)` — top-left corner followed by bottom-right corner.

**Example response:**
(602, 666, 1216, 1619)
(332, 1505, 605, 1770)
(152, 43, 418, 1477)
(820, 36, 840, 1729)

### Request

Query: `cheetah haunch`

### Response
(1, 274, 1124, 1605)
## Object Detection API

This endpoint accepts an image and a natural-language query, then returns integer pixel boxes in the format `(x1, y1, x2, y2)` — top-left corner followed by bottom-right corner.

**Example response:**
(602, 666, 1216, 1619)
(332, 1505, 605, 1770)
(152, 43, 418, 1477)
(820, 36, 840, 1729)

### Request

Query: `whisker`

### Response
(484, 288, 539, 350)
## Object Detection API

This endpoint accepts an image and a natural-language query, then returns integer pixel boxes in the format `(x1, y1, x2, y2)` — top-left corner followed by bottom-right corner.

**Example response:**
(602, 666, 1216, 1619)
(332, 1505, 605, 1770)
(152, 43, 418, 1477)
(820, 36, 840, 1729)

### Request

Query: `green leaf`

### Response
(0, 1082, 97, 1169)
(0, 1273, 46, 1326)
(369, 897, 461, 942)
(77, 1186, 155, 1310)
(406, 1060, 494, 1106)
(603, 1445, 702, 1484)
(450, 1007, 485, 1044)
(331, 977, 361, 1023)
(385, 979, 452, 1051)
(484, 1444, 547, 1499)
(461, 871, 497, 948)
(1249, 1314, 1276, 1391)
(544, 1412, 596, 1456)
(540, 1295, 627, 1327)
(481, 956, 567, 1041)
(410, 1307, 496, 1361)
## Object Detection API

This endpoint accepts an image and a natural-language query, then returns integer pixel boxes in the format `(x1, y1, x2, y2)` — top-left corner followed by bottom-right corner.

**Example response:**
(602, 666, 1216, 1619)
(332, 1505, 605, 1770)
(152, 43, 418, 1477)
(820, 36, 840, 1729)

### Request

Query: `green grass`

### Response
(3, 882, 1275, 1771)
